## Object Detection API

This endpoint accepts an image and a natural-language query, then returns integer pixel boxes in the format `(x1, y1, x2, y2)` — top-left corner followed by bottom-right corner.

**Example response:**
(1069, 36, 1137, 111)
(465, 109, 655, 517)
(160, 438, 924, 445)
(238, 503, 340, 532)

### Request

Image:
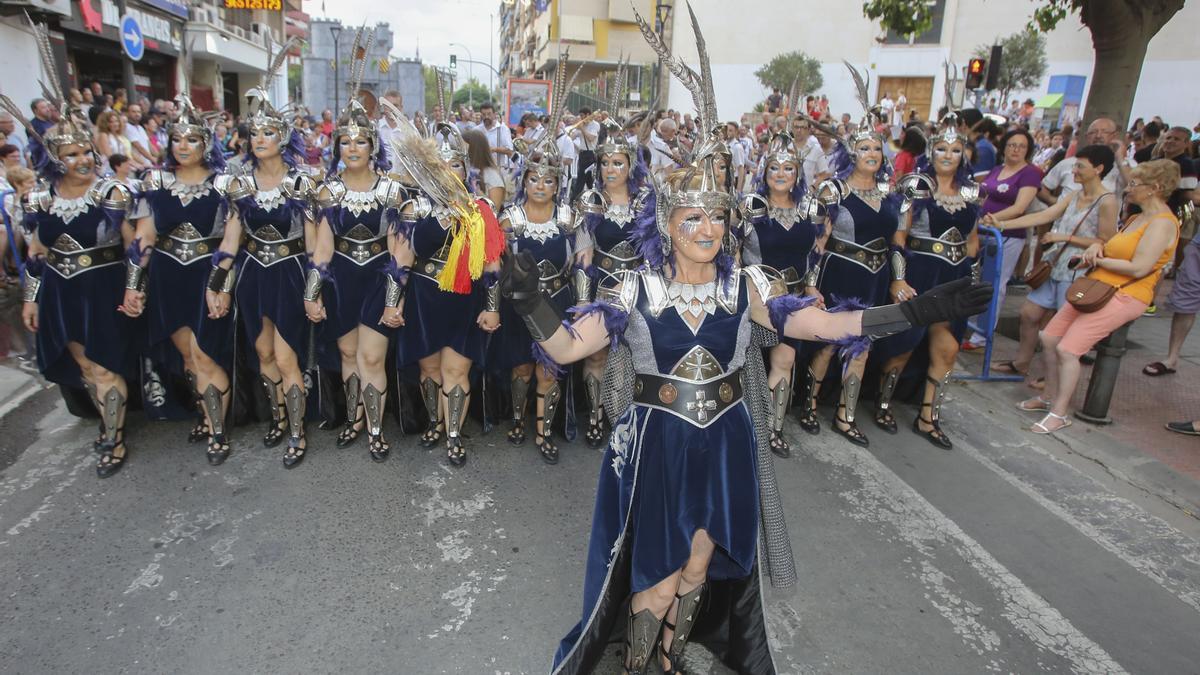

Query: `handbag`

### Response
(1022, 192, 1108, 289)
(1066, 212, 1151, 313)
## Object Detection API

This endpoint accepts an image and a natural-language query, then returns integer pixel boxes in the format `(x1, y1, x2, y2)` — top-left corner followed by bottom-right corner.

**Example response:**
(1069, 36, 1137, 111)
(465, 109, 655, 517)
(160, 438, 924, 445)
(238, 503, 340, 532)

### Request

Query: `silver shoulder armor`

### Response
(632, 185, 654, 213)
(576, 188, 608, 216)
(557, 203, 578, 233)
(24, 183, 52, 214)
(476, 196, 497, 213)
(814, 177, 849, 206)
(89, 179, 132, 212)
(738, 192, 768, 222)
(140, 168, 175, 193)
(896, 172, 935, 213)
(223, 174, 255, 201)
(316, 176, 346, 211)
(595, 268, 640, 313)
(376, 176, 410, 210)
(399, 194, 432, 223)
(960, 181, 982, 204)
(798, 193, 828, 222)
(284, 171, 317, 201)
(500, 204, 529, 238)
(743, 264, 788, 302)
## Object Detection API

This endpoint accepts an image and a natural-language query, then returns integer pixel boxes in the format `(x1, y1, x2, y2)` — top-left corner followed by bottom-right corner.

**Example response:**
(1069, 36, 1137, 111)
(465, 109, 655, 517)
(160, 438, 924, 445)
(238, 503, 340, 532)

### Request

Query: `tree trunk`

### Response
(1078, 0, 1184, 131)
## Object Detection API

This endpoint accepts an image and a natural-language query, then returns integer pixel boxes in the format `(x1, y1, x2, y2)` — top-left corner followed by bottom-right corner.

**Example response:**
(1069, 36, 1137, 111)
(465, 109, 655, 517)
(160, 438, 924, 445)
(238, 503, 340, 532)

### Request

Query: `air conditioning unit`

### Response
(232, 26, 246, 40)
(250, 22, 271, 37)
(190, 7, 212, 24)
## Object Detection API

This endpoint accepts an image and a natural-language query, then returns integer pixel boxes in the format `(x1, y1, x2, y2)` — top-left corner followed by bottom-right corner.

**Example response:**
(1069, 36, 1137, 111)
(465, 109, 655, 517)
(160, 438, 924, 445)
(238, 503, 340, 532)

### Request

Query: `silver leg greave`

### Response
(200, 384, 227, 437)
(625, 608, 664, 675)
(510, 376, 530, 422)
(584, 372, 603, 425)
(665, 582, 706, 665)
(769, 377, 790, 434)
(541, 380, 562, 432)
(262, 375, 283, 423)
(878, 368, 900, 413)
(344, 372, 362, 422)
(362, 383, 386, 436)
(841, 372, 862, 424)
(420, 377, 441, 427)
(927, 371, 951, 423)
(284, 383, 305, 441)
(99, 386, 125, 443)
(444, 384, 467, 440)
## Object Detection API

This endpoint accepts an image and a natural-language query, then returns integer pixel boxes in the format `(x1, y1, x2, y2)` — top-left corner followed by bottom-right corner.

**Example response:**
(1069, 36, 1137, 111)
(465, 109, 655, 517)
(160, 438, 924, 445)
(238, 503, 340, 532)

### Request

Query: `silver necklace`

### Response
(51, 194, 89, 223)
(667, 279, 718, 320)
(169, 180, 212, 207)
(934, 191, 967, 214)
(768, 204, 801, 229)
(342, 188, 379, 217)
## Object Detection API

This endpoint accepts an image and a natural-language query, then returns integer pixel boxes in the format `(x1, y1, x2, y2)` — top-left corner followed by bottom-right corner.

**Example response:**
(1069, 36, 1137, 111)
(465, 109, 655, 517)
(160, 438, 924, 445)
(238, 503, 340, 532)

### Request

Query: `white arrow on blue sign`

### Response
(120, 15, 144, 62)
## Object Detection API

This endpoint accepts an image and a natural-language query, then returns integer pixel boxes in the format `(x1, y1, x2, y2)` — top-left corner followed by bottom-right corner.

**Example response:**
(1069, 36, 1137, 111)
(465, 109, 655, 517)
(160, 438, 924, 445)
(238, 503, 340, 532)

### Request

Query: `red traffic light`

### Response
(969, 58, 984, 73)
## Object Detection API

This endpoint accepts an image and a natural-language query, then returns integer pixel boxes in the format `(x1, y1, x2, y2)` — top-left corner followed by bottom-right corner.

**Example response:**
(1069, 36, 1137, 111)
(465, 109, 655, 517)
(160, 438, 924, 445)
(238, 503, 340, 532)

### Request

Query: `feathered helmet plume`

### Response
(333, 26, 377, 148)
(0, 15, 94, 173)
(245, 36, 303, 136)
(170, 37, 222, 156)
(844, 60, 886, 147)
(928, 111, 963, 147)
(523, 48, 583, 180)
(429, 69, 467, 163)
(595, 56, 637, 161)
(762, 77, 804, 168)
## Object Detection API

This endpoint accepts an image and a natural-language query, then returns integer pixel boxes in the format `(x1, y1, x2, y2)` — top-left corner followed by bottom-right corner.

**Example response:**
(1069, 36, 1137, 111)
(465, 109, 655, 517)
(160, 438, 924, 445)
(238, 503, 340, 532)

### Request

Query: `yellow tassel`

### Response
(436, 202, 486, 292)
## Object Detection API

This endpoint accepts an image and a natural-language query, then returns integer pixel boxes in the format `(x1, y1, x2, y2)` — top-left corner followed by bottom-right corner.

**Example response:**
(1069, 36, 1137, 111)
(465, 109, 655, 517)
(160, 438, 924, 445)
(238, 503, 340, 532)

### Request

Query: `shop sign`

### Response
(64, 0, 184, 54)
(100, 0, 180, 49)
(224, 0, 283, 10)
(139, 0, 189, 20)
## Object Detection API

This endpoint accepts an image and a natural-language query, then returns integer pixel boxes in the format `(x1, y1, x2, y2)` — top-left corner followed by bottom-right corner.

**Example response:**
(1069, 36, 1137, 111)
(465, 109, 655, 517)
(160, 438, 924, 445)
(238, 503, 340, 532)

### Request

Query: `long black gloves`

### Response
(500, 250, 565, 341)
(862, 277, 993, 338)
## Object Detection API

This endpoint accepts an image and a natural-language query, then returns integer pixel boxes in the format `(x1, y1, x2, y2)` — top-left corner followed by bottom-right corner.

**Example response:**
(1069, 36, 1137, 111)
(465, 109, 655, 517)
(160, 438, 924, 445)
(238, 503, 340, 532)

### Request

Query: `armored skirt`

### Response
(553, 269, 786, 674)
(395, 213, 487, 366)
(30, 195, 137, 385)
(876, 196, 978, 358)
(234, 196, 312, 369)
(142, 175, 235, 372)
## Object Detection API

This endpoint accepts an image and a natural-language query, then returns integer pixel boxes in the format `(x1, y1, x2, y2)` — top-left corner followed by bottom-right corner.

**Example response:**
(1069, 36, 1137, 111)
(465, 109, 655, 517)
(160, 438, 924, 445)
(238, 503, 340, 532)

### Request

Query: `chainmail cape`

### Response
(601, 321, 797, 590)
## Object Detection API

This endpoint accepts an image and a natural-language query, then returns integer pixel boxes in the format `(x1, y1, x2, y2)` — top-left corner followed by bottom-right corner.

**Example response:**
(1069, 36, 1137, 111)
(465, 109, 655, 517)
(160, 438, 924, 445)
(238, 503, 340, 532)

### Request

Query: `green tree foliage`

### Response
(754, 51, 824, 97)
(972, 30, 1048, 104)
(863, 0, 1185, 128)
(451, 78, 492, 110)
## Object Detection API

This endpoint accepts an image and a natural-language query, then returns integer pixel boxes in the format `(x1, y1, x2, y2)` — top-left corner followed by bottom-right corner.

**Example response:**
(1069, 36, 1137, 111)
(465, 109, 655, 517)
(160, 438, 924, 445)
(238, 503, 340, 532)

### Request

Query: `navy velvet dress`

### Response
(233, 171, 314, 368)
(584, 188, 649, 294)
(320, 177, 401, 344)
(555, 268, 771, 671)
(489, 206, 582, 371)
(817, 192, 899, 309)
(743, 205, 822, 349)
(877, 193, 978, 357)
(395, 207, 486, 366)
(141, 171, 234, 372)
(29, 187, 136, 385)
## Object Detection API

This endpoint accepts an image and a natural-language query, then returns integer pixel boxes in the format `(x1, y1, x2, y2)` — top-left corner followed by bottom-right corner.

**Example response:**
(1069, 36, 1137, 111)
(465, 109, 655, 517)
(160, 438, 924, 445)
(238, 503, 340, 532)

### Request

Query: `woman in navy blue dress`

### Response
(494, 137, 589, 464)
(798, 71, 899, 447)
(13, 70, 138, 478)
(212, 69, 318, 468)
(739, 128, 828, 458)
(874, 115, 981, 448)
(572, 83, 654, 448)
(387, 110, 503, 468)
(306, 92, 408, 463)
(125, 95, 237, 465)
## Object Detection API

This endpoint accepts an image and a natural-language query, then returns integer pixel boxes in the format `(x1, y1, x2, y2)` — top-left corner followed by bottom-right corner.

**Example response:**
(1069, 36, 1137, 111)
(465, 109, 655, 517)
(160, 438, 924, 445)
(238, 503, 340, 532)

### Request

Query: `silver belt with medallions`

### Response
(46, 244, 123, 278)
(827, 236, 888, 274)
(245, 233, 304, 267)
(156, 223, 220, 265)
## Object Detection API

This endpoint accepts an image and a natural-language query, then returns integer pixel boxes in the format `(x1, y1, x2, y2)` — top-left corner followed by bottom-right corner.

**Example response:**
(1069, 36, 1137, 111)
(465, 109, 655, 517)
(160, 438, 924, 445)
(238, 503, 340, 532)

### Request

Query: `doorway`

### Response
(877, 76, 935, 124)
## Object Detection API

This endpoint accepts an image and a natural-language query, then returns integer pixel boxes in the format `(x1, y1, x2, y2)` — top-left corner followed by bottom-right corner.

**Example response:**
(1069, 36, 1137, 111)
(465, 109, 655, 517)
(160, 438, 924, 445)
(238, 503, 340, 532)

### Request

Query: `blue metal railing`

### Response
(957, 225, 1022, 382)
(0, 190, 27, 282)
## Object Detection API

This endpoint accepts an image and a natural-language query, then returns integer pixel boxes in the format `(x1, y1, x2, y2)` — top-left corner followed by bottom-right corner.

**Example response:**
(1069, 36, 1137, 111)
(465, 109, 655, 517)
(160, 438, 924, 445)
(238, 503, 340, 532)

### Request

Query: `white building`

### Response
(664, 0, 1199, 127)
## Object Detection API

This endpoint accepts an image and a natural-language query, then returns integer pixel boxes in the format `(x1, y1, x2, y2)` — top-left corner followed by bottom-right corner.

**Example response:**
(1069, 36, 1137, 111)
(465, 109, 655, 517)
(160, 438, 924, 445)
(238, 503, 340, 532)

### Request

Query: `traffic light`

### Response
(450, 54, 457, 71)
(965, 58, 985, 90)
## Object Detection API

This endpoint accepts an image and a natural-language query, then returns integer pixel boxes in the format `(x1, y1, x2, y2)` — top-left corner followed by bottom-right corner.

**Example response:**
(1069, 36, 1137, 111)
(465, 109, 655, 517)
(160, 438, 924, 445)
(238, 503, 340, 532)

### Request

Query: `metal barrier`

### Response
(957, 225, 1022, 382)
(1075, 321, 1134, 425)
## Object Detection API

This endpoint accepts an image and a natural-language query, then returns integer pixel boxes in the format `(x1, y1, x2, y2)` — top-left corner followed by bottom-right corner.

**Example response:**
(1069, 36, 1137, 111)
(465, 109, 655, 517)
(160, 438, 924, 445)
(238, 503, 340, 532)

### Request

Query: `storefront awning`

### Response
(1035, 94, 1064, 109)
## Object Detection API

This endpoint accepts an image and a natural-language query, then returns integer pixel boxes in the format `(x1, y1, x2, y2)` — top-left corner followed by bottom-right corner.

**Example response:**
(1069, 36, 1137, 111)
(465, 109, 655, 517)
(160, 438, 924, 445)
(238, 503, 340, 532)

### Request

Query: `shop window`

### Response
(884, 0, 945, 45)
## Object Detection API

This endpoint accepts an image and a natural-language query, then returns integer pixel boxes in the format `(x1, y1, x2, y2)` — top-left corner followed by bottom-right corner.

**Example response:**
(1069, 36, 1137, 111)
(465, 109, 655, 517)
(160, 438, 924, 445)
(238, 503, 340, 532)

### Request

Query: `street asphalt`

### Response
(2, 381, 1200, 674)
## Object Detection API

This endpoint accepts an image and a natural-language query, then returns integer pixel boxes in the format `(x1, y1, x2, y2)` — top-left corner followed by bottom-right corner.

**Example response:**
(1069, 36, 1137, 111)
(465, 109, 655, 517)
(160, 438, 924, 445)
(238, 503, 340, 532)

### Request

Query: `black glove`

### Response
(500, 250, 543, 315)
(861, 277, 993, 338)
(900, 277, 993, 326)
(500, 250, 565, 341)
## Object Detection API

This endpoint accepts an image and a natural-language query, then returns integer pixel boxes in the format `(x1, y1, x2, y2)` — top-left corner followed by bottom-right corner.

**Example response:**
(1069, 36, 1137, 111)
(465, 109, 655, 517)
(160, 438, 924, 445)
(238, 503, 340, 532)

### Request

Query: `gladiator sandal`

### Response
(583, 372, 607, 448)
(419, 377, 443, 448)
(535, 381, 562, 465)
(281, 384, 307, 468)
(95, 386, 128, 479)
(913, 372, 953, 449)
(623, 606, 665, 675)
(767, 377, 792, 458)
(833, 373, 869, 447)
(362, 383, 390, 462)
(336, 372, 365, 448)
(444, 385, 468, 467)
(201, 383, 232, 466)
(261, 375, 287, 448)
(796, 367, 822, 435)
(874, 368, 901, 434)
(185, 371, 209, 443)
(507, 376, 530, 445)
(660, 582, 706, 674)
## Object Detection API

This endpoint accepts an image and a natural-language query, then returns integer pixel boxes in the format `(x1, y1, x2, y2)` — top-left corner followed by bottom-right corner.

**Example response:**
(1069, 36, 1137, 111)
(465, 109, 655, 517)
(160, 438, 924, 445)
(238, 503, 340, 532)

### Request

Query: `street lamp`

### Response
(449, 41, 475, 107)
(329, 23, 343, 114)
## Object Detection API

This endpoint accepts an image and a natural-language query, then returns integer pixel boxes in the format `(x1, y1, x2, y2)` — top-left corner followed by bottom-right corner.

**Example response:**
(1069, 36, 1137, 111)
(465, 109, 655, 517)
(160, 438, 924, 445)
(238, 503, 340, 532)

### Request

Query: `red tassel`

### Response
(477, 198, 505, 263)
(454, 239, 473, 293)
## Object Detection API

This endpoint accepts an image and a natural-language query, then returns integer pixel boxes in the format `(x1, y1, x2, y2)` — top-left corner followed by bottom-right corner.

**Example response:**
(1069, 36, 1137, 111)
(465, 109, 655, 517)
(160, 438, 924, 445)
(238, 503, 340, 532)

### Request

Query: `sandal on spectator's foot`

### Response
(992, 360, 1027, 376)
(368, 434, 390, 463)
(206, 433, 232, 466)
(1017, 396, 1051, 412)
(1032, 412, 1071, 434)
(1143, 361, 1177, 377)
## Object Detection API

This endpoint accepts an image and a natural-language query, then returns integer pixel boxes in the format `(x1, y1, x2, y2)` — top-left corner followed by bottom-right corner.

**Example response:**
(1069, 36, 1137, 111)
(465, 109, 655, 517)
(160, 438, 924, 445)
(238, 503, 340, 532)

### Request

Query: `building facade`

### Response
(664, 0, 1199, 128)
(301, 19, 424, 118)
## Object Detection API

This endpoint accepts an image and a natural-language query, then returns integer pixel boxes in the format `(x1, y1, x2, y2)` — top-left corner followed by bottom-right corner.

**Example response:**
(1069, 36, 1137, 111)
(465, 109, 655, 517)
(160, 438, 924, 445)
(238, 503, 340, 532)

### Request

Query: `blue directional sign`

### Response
(120, 15, 144, 62)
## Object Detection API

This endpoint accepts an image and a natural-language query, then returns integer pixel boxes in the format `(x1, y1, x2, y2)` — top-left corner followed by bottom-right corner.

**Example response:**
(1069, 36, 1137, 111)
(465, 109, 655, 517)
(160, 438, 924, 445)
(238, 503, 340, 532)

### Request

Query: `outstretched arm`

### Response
(500, 250, 614, 364)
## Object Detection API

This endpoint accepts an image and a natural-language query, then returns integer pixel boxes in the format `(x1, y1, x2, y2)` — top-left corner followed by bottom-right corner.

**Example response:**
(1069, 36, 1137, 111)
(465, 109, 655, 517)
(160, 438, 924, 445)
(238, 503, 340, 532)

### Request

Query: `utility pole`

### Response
(329, 23, 343, 114)
(114, 0, 137, 96)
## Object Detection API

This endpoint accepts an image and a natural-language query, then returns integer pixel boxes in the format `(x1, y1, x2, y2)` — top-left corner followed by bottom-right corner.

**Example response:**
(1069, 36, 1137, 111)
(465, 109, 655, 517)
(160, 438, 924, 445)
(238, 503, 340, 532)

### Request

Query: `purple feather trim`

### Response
(25, 255, 45, 277)
(829, 295, 871, 313)
(766, 294, 820, 335)
(631, 189, 664, 270)
(830, 334, 873, 372)
(305, 260, 336, 288)
(382, 258, 410, 285)
(481, 270, 500, 287)
(211, 250, 234, 267)
(583, 210, 603, 233)
(568, 300, 629, 352)
(126, 237, 149, 265)
(530, 341, 566, 379)
(385, 206, 412, 238)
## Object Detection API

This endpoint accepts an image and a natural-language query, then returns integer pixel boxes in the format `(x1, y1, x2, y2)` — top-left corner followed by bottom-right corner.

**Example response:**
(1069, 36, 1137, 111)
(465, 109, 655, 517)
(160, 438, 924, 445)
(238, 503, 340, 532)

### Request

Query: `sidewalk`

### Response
(955, 281, 1200, 515)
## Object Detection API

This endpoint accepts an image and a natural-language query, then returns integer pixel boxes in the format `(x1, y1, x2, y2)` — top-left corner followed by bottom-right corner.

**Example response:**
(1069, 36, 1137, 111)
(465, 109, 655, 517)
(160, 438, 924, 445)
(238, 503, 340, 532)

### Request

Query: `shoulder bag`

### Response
(1022, 192, 1108, 289)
